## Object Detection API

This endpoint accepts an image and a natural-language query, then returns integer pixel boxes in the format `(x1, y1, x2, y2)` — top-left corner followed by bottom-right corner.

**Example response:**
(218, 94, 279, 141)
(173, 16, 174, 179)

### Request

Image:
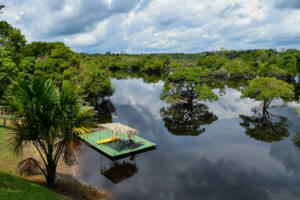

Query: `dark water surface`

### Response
(73, 78, 300, 200)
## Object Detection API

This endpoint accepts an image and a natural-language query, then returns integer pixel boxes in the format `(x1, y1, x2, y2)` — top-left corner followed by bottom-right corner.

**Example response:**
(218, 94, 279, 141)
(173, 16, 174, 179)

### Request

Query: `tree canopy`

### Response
(160, 71, 218, 103)
(160, 71, 218, 136)
(4, 78, 94, 188)
(241, 77, 294, 111)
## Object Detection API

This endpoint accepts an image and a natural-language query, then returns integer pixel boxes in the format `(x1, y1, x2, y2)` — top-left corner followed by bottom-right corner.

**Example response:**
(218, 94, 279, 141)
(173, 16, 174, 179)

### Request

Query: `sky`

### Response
(1, 0, 300, 53)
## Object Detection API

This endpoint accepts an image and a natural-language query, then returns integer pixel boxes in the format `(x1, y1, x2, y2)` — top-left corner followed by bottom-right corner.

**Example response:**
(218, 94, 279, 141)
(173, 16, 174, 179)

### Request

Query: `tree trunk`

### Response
(46, 161, 57, 188)
(263, 98, 268, 113)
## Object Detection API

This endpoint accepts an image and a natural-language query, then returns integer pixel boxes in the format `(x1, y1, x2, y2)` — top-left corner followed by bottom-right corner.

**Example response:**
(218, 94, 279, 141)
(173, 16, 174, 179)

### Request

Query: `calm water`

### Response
(73, 78, 300, 200)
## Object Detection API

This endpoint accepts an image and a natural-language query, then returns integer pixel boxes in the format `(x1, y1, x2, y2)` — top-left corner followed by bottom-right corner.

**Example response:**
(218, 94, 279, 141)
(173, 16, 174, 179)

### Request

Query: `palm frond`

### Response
(18, 157, 41, 176)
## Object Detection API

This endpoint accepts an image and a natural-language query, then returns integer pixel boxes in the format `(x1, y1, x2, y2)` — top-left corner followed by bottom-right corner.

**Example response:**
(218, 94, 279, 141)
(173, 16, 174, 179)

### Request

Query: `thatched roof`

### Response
(97, 123, 138, 136)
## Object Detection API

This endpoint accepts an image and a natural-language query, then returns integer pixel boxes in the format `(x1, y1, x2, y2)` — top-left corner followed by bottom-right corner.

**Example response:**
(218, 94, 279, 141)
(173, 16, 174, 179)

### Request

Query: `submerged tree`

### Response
(240, 77, 293, 142)
(241, 77, 294, 112)
(160, 71, 218, 136)
(160, 71, 218, 104)
(240, 108, 289, 143)
(5, 78, 94, 188)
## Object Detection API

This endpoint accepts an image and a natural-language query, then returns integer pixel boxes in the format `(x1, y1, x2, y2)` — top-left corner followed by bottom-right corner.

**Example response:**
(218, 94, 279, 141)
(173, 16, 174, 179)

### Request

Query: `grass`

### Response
(0, 127, 108, 200)
(0, 128, 63, 200)
(0, 127, 21, 175)
(0, 172, 62, 200)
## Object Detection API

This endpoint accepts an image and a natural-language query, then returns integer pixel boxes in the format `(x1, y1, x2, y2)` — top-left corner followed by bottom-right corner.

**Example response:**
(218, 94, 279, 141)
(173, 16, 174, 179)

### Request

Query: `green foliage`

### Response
(0, 48, 17, 97)
(0, 172, 62, 200)
(0, 21, 26, 64)
(79, 68, 114, 104)
(4, 78, 94, 187)
(223, 58, 252, 78)
(242, 77, 294, 103)
(279, 51, 298, 76)
(22, 41, 81, 84)
(143, 57, 164, 73)
(197, 55, 226, 71)
(257, 63, 288, 78)
(161, 71, 218, 103)
(18, 56, 36, 81)
(34, 58, 60, 81)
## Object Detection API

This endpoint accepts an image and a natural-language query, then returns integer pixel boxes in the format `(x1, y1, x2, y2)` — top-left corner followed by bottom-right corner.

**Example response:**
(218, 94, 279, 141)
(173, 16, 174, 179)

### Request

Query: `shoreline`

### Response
(0, 127, 109, 200)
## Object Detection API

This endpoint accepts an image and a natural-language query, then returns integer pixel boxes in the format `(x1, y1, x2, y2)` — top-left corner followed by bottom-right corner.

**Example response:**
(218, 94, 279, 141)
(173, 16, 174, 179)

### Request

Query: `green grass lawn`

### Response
(0, 172, 62, 200)
(0, 128, 63, 200)
(0, 127, 21, 175)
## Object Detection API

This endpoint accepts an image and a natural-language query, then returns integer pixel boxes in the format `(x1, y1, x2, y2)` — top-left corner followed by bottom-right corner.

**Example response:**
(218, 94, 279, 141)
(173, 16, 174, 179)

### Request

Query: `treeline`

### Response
(81, 49, 300, 79)
(0, 21, 113, 107)
(1, 19, 300, 105)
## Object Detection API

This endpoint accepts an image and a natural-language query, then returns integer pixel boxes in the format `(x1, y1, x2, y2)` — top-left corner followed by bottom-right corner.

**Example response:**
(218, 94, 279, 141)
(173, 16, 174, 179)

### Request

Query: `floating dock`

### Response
(79, 129, 156, 157)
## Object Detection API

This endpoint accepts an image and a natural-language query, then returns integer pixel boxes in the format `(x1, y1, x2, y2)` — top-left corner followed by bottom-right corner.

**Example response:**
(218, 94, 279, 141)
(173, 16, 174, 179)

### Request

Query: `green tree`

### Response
(160, 71, 218, 135)
(223, 58, 252, 78)
(257, 63, 288, 78)
(160, 71, 218, 103)
(4, 78, 94, 188)
(18, 56, 36, 81)
(197, 55, 226, 71)
(80, 69, 114, 106)
(143, 57, 164, 74)
(0, 47, 17, 97)
(241, 77, 294, 112)
(0, 21, 26, 64)
(279, 51, 298, 76)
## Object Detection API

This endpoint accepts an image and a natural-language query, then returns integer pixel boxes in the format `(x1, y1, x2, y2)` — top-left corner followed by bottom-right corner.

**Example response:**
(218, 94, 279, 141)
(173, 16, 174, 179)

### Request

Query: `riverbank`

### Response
(0, 127, 109, 200)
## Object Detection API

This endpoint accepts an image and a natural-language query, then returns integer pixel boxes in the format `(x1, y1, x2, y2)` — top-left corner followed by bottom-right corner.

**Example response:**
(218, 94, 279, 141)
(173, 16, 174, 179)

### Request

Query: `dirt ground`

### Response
(22, 144, 109, 200)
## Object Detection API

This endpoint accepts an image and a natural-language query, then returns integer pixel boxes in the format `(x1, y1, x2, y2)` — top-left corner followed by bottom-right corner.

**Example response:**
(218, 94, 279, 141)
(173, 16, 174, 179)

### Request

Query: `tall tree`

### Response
(5, 78, 94, 188)
(160, 71, 218, 135)
(0, 47, 17, 97)
(241, 77, 294, 112)
(0, 21, 26, 64)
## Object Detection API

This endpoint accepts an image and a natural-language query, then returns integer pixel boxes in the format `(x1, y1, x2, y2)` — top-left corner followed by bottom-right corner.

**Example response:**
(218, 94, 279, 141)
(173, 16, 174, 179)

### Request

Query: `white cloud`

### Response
(1, 0, 300, 52)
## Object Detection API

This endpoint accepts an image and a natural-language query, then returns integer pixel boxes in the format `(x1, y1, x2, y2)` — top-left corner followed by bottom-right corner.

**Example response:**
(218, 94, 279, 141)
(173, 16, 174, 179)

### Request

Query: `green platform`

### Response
(79, 129, 156, 157)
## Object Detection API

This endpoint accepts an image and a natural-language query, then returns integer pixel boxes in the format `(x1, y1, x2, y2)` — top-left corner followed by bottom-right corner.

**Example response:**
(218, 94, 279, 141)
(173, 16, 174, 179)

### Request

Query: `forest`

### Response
(1, 4, 300, 199)
(1, 20, 300, 109)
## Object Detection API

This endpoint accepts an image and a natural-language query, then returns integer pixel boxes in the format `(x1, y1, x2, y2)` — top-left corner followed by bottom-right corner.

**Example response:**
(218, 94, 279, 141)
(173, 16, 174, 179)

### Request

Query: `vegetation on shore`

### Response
(4, 78, 94, 188)
(0, 171, 62, 200)
(1, 5, 300, 199)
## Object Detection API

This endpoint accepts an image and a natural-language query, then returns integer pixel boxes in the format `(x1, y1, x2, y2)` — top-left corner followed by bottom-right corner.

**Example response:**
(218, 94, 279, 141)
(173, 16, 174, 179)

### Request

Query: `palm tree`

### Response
(4, 78, 94, 188)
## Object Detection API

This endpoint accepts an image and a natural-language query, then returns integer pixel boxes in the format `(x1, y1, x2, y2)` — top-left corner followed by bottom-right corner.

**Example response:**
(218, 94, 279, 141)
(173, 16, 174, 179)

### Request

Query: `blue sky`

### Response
(1, 0, 300, 53)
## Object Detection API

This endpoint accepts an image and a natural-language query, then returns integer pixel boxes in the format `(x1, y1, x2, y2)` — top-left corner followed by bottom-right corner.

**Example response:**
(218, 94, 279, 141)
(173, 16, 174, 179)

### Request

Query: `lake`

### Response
(73, 77, 300, 200)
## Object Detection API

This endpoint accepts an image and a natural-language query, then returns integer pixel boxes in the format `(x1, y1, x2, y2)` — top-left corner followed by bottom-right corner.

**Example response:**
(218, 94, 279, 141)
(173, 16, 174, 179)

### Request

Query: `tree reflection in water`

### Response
(160, 71, 218, 136)
(240, 108, 289, 143)
(100, 157, 138, 184)
(94, 100, 116, 123)
(160, 102, 217, 136)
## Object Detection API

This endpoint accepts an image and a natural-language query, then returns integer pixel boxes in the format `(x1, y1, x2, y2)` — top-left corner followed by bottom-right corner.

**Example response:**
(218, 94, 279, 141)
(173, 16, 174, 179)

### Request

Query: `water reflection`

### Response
(100, 157, 138, 184)
(205, 78, 248, 96)
(160, 102, 217, 136)
(240, 108, 290, 143)
(72, 78, 300, 200)
(94, 100, 116, 124)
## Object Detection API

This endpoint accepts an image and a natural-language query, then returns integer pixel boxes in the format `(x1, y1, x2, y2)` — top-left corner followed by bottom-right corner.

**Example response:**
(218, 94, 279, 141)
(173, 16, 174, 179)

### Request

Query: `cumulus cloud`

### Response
(1, 0, 300, 52)
(274, 0, 300, 9)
